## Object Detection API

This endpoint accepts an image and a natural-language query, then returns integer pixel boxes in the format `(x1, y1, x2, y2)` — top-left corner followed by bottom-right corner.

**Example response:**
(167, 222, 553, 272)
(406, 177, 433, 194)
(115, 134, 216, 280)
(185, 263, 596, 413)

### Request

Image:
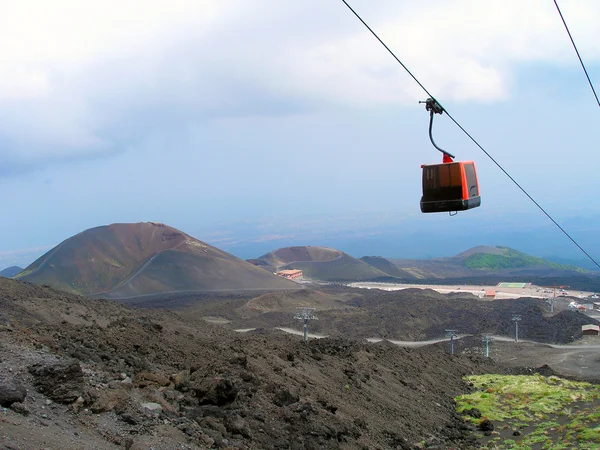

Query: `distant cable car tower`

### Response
(294, 307, 317, 343)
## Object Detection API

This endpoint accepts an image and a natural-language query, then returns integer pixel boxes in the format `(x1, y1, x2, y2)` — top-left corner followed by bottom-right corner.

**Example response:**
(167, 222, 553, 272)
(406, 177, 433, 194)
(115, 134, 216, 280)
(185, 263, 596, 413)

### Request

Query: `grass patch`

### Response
(13, 268, 33, 278)
(456, 374, 600, 449)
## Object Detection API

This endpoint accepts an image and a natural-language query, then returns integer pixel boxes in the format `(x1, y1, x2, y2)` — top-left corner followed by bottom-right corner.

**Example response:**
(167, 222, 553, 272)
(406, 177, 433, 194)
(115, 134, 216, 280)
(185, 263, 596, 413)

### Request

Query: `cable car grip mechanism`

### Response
(419, 98, 455, 161)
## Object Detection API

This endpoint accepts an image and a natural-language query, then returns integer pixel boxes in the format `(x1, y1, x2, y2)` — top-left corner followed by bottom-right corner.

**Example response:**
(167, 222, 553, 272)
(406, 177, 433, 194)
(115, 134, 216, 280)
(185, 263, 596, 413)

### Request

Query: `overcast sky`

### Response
(1, 0, 599, 268)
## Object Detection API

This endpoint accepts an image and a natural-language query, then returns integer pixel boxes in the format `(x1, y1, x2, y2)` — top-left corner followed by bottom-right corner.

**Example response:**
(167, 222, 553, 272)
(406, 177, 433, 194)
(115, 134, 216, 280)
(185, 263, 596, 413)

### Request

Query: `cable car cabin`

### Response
(420, 161, 481, 213)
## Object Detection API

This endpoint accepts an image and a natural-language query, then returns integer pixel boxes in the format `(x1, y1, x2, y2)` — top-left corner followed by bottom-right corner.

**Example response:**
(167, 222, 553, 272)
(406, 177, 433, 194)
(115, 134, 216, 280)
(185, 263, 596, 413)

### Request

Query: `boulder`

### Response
(226, 415, 252, 438)
(0, 373, 27, 406)
(10, 402, 30, 415)
(28, 359, 83, 403)
(172, 370, 190, 391)
(91, 389, 130, 413)
(193, 377, 239, 406)
(141, 402, 163, 411)
(120, 412, 139, 425)
(273, 388, 299, 407)
(134, 372, 170, 388)
(479, 418, 494, 432)
(463, 407, 482, 418)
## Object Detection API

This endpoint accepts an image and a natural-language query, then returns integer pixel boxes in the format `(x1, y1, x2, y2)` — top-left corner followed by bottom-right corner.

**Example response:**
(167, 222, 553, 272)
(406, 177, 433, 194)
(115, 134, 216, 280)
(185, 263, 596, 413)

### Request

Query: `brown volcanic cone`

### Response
(254, 245, 389, 282)
(16, 222, 298, 298)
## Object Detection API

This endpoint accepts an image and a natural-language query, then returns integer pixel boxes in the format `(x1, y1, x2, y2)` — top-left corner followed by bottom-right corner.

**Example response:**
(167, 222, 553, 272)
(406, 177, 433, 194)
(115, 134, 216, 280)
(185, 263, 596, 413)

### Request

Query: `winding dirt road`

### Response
(239, 327, 600, 379)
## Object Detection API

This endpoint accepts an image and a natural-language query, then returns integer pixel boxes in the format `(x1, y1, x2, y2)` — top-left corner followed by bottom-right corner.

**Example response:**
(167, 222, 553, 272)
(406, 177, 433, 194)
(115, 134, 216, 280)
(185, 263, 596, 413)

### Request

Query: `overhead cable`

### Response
(340, 0, 600, 270)
(553, 0, 600, 109)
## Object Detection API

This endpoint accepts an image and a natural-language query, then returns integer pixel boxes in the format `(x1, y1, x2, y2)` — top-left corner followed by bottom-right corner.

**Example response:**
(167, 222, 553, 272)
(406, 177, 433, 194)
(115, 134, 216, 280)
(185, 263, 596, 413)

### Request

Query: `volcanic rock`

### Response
(28, 359, 83, 403)
(0, 373, 27, 406)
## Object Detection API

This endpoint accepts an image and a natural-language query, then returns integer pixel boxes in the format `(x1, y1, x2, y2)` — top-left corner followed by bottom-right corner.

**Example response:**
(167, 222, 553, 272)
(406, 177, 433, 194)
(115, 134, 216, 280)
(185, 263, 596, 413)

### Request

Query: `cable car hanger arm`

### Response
(419, 97, 455, 160)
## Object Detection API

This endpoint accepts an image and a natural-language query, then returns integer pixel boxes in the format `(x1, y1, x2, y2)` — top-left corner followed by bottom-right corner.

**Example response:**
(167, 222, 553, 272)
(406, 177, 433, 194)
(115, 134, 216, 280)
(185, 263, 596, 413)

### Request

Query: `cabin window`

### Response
(423, 163, 462, 189)
(422, 163, 464, 202)
(438, 163, 462, 188)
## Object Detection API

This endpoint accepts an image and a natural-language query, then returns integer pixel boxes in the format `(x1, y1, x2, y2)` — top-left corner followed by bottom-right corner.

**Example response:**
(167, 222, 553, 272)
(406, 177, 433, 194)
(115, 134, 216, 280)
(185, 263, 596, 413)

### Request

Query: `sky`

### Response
(1, 0, 599, 269)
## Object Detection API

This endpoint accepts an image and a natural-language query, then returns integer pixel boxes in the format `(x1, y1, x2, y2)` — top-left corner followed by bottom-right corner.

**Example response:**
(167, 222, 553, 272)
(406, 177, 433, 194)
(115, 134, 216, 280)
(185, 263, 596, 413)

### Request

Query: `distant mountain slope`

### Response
(388, 258, 475, 279)
(16, 222, 299, 298)
(254, 246, 389, 282)
(359, 256, 416, 280)
(259, 246, 343, 267)
(453, 246, 505, 259)
(387, 246, 588, 280)
(458, 246, 582, 271)
(245, 258, 277, 273)
(0, 266, 23, 278)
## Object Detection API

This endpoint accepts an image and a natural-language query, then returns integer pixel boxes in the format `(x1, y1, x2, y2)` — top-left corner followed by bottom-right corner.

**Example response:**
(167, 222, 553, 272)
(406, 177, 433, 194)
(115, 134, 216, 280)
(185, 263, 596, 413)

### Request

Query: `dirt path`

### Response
(275, 327, 328, 339)
(473, 339, 600, 380)
(367, 335, 469, 347)
(242, 326, 600, 380)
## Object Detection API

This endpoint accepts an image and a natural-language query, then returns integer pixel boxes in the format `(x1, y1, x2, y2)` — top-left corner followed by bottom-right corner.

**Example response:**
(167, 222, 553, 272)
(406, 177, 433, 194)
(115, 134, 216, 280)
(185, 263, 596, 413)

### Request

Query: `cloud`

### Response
(283, 0, 600, 105)
(1, 0, 598, 175)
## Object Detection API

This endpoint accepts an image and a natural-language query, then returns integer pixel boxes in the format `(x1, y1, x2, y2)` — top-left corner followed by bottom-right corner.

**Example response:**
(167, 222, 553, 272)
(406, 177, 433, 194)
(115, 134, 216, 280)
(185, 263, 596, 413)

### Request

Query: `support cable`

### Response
(553, 0, 600, 109)
(340, 0, 600, 270)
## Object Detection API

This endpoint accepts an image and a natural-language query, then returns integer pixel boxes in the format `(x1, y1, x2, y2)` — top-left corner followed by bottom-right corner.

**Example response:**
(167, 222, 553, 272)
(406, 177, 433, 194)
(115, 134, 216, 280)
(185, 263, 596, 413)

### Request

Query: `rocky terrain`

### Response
(0, 277, 533, 449)
(166, 286, 599, 344)
(1, 277, 598, 449)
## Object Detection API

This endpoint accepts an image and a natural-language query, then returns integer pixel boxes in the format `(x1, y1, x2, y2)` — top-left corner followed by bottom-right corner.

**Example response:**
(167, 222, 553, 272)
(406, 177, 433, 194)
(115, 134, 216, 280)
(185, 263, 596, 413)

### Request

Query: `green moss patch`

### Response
(457, 374, 600, 449)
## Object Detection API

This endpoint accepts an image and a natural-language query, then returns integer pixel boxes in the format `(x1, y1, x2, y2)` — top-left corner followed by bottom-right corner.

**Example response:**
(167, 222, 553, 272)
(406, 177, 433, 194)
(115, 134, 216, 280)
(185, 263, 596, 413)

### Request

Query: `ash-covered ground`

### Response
(1, 279, 597, 449)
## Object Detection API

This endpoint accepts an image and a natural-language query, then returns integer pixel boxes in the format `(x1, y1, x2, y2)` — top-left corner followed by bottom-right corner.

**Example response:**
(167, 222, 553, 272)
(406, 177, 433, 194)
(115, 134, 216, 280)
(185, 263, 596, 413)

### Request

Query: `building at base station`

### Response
(582, 324, 599, 336)
(276, 269, 303, 280)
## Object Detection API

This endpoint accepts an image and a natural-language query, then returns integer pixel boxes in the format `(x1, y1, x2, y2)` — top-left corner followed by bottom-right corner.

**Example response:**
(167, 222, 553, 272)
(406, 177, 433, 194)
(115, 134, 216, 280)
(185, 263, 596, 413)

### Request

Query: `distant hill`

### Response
(252, 246, 389, 282)
(359, 256, 415, 280)
(0, 266, 23, 278)
(251, 245, 589, 284)
(453, 245, 505, 259)
(16, 222, 299, 298)
(456, 246, 583, 271)
(371, 246, 590, 282)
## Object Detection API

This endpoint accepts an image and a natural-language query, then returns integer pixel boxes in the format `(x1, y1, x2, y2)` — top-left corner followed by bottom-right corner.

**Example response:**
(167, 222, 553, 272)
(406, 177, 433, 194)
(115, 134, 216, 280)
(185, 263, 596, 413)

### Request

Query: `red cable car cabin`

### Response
(420, 160, 481, 213)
